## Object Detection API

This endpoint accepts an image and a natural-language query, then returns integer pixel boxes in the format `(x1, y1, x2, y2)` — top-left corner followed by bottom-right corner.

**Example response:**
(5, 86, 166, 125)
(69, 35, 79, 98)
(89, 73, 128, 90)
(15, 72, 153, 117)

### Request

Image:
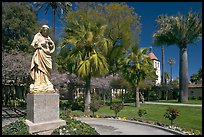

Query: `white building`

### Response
(148, 51, 161, 85)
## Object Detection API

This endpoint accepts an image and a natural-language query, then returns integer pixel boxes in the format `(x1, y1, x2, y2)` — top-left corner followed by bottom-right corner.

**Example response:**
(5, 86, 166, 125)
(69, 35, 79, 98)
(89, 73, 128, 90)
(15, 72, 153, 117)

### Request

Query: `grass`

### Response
(69, 103, 202, 132)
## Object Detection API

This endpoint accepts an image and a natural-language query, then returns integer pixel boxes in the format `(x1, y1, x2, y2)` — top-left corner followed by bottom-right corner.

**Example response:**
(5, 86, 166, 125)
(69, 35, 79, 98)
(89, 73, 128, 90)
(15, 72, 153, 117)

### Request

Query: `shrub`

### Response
(60, 100, 84, 111)
(110, 103, 123, 117)
(148, 90, 159, 101)
(138, 109, 147, 119)
(71, 101, 84, 111)
(7, 98, 26, 108)
(191, 96, 196, 100)
(164, 107, 180, 127)
(2, 118, 31, 135)
(60, 100, 72, 110)
(197, 96, 202, 100)
(90, 101, 102, 117)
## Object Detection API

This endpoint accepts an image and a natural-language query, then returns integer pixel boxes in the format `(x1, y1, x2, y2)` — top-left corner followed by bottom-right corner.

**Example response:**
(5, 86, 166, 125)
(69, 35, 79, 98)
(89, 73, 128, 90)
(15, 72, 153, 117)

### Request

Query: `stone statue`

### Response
(30, 25, 55, 93)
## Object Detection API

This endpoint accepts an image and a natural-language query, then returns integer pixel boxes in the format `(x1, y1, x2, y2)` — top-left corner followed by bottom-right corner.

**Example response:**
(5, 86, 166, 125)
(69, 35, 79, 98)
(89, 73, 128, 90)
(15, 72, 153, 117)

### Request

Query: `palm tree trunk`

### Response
(166, 90, 168, 100)
(135, 86, 140, 109)
(170, 64, 172, 82)
(52, 8, 56, 71)
(84, 75, 91, 112)
(161, 46, 165, 85)
(179, 46, 189, 103)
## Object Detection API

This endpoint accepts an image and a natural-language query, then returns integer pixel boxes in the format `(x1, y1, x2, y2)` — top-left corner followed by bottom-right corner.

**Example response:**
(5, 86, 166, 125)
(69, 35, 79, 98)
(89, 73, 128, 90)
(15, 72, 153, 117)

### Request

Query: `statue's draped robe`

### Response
(30, 33, 55, 86)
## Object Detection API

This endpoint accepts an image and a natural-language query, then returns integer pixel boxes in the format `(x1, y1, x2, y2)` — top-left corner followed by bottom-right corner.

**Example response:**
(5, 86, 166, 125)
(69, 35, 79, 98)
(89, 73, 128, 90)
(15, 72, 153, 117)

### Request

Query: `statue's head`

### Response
(40, 25, 50, 37)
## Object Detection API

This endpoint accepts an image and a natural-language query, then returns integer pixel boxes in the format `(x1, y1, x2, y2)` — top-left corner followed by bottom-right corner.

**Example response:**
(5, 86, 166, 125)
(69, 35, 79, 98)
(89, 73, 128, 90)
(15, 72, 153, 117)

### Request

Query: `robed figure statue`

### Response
(30, 25, 55, 93)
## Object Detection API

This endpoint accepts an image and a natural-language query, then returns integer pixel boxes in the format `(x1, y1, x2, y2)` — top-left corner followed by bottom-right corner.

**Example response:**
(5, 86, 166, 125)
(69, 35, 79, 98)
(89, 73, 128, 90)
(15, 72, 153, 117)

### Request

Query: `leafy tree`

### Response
(190, 67, 202, 84)
(153, 11, 202, 102)
(139, 71, 157, 102)
(197, 68, 202, 80)
(121, 47, 156, 109)
(190, 74, 199, 84)
(2, 2, 40, 53)
(2, 51, 32, 83)
(168, 58, 176, 82)
(103, 3, 141, 76)
(110, 76, 133, 104)
(59, 3, 112, 112)
(2, 2, 41, 85)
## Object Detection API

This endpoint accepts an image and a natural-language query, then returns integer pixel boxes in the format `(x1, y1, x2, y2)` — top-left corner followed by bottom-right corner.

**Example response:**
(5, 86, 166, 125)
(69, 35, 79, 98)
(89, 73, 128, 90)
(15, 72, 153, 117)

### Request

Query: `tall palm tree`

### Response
(121, 46, 156, 109)
(34, 2, 72, 39)
(168, 58, 176, 82)
(34, 2, 72, 70)
(60, 19, 112, 112)
(153, 11, 202, 103)
(161, 46, 165, 85)
(164, 72, 170, 84)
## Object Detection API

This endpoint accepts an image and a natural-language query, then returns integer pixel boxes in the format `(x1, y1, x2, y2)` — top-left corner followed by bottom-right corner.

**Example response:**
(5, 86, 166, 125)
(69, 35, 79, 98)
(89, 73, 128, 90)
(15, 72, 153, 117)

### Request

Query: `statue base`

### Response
(30, 84, 55, 93)
(25, 93, 66, 135)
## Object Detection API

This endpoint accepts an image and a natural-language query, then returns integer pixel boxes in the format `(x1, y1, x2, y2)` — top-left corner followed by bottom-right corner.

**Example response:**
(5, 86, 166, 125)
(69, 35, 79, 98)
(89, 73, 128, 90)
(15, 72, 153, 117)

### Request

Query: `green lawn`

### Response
(69, 103, 202, 132)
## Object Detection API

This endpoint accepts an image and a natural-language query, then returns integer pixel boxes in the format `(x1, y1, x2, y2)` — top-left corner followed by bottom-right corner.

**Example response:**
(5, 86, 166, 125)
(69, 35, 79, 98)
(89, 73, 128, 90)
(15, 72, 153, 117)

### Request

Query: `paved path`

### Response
(75, 117, 184, 135)
(2, 107, 25, 127)
(143, 102, 202, 107)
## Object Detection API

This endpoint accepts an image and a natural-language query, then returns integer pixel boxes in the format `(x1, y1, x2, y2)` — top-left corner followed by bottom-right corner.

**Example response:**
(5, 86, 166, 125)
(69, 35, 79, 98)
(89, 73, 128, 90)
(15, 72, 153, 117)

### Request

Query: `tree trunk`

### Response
(179, 46, 189, 103)
(110, 89, 113, 104)
(170, 64, 173, 83)
(135, 86, 140, 109)
(52, 8, 56, 71)
(161, 46, 165, 85)
(103, 91, 106, 105)
(84, 75, 91, 112)
(122, 89, 124, 105)
(166, 90, 168, 101)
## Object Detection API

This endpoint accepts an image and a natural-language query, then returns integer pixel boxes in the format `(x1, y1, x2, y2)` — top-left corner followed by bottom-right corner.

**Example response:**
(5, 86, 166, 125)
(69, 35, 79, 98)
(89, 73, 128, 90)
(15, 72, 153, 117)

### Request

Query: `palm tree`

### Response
(153, 11, 202, 103)
(59, 18, 112, 112)
(164, 72, 170, 84)
(168, 58, 176, 82)
(34, 2, 72, 39)
(34, 2, 72, 70)
(121, 46, 156, 109)
(161, 46, 165, 85)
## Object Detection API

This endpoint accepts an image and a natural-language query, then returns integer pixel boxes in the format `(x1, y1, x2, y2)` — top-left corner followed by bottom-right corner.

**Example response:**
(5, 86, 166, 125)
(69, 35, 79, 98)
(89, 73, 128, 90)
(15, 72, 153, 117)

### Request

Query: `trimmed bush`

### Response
(138, 109, 147, 118)
(164, 107, 180, 127)
(90, 101, 102, 117)
(110, 103, 123, 117)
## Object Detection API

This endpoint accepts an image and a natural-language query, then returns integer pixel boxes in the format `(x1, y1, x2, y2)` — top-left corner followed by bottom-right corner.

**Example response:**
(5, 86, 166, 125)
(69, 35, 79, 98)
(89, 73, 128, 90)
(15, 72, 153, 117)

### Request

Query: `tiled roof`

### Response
(148, 52, 159, 61)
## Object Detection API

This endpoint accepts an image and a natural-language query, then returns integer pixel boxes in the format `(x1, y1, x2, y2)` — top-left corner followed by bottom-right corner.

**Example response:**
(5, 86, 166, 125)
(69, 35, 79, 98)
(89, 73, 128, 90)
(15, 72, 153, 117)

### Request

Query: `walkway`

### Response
(2, 107, 26, 127)
(143, 102, 202, 107)
(75, 117, 184, 135)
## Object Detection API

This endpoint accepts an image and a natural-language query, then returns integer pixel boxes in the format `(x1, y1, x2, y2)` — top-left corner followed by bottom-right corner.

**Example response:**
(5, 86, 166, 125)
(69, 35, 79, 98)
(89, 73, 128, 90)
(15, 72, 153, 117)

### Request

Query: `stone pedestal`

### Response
(25, 93, 66, 135)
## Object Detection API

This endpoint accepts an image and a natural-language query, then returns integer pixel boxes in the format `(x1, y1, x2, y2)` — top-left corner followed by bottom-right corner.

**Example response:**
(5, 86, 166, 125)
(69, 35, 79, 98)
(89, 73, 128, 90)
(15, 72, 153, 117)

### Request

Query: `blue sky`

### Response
(35, 2, 202, 81)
